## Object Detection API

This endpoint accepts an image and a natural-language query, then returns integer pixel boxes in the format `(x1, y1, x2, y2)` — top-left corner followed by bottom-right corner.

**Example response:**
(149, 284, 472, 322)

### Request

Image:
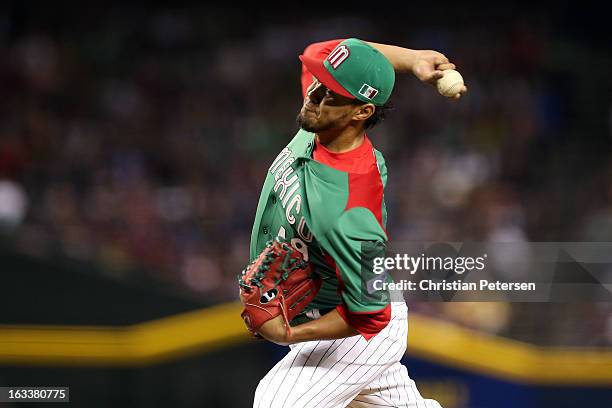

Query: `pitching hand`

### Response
(411, 50, 467, 99)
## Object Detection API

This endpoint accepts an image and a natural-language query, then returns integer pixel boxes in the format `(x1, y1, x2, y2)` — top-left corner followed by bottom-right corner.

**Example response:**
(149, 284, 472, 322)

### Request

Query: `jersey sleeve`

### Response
(322, 207, 391, 340)
(300, 39, 344, 97)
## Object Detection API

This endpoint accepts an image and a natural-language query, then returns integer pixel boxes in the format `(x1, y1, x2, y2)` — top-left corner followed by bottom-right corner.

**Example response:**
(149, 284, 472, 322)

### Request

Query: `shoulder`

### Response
(286, 129, 315, 153)
(272, 130, 314, 165)
(345, 169, 384, 234)
(372, 147, 387, 169)
(372, 147, 388, 186)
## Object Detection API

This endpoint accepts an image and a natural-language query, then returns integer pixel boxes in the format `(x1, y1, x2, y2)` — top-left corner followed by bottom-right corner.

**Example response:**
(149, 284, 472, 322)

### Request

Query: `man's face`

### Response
(296, 79, 362, 133)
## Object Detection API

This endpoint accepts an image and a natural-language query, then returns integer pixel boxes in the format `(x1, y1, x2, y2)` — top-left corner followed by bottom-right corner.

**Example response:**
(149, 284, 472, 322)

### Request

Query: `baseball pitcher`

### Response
(239, 38, 466, 408)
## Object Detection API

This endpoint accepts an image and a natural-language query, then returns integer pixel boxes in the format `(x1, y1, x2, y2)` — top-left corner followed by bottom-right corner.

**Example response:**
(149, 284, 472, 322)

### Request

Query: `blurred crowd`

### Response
(0, 5, 611, 346)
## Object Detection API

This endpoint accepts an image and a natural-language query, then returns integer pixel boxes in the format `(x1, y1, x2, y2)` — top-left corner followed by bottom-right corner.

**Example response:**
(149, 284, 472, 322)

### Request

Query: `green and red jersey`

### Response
(249, 40, 391, 340)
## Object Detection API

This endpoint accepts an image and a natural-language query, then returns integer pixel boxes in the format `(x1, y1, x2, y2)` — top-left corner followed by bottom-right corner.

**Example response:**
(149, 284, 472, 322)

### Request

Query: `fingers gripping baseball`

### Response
(412, 50, 467, 99)
(434, 54, 449, 65)
(412, 50, 447, 82)
(437, 62, 456, 71)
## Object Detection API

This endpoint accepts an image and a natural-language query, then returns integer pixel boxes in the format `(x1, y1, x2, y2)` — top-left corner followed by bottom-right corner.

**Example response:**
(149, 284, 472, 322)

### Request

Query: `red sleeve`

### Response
(336, 303, 391, 341)
(300, 39, 345, 97)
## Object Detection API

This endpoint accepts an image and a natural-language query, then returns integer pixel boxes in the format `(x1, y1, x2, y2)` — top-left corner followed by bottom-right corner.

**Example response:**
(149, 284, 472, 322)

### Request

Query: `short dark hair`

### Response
(353, 101, 393, 129)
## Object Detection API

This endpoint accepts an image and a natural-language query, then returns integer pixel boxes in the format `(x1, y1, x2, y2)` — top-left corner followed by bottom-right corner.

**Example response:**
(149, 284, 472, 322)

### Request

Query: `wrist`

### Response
(398, 49, 418, 74)
(257, 316, 292, 345)
(284, 324, 306, 344)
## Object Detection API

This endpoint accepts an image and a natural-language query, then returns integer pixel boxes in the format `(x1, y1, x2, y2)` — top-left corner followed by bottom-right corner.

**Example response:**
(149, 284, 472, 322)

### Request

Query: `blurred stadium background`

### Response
(0, 2, 611, 407)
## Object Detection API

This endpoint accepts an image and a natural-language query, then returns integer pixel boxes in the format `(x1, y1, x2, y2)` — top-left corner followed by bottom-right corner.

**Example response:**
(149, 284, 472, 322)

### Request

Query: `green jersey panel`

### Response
(249, 129, 390, 318)
(320, 207, 389, 313)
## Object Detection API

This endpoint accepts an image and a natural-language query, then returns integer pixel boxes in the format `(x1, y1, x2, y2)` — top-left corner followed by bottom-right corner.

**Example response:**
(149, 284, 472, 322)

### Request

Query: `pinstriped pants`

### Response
(253, 302, 443, 408)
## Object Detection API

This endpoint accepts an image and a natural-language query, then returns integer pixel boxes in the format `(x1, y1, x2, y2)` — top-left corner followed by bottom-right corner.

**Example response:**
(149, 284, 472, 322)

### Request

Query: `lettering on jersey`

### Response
(274, 157, 295, 181)
(298, 217, 313, 243)
(291, 237, 309, 262)
(268, 146, 313, 243)
(274, 167, 298, 200)
(269, 148, 291, 174)
(327, 45, 350, 70)
(297, 217, 313, 242)
(286, 194, 301, 224)
(283, 182, 300, 207)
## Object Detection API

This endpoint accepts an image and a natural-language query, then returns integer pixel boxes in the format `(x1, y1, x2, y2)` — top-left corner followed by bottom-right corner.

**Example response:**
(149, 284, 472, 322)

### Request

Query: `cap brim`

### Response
(299, 54, 355, 100)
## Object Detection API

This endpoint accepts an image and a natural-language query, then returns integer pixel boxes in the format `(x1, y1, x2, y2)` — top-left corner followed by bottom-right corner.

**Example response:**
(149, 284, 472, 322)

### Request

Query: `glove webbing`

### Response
(238, 241, 309, 292)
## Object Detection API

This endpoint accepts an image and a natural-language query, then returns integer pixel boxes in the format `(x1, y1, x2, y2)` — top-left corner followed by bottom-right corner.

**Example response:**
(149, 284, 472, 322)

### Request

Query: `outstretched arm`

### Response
(301, 39, 466, 99)
(367, 41, 468, 99)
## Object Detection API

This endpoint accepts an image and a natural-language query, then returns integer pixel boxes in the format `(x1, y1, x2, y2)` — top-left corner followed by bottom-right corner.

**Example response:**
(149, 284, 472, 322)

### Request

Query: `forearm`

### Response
(258, 310, 358, 345)
(288, 309, 358, 343)
(366, 41, 461, 94)
(366, 42, 418, 74)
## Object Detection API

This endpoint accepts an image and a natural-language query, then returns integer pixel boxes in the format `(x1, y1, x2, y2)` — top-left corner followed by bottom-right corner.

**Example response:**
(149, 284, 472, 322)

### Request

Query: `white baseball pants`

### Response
(253, 302, 443, 408)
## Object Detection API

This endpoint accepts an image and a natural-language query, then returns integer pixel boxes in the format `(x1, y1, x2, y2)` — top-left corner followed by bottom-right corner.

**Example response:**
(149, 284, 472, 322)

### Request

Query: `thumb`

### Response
(430, 70, 444, 80)
(425, 70, 444, 84)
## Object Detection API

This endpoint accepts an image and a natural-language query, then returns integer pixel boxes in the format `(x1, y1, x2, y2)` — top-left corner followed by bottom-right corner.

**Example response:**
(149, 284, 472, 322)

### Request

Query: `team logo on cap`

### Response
(327, 45, 350, 69)
(358, 83, 379, 100)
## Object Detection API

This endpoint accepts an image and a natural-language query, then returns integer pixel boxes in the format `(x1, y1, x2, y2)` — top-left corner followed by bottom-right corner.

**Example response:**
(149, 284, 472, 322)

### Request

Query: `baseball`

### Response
(436, 69, 464, 97)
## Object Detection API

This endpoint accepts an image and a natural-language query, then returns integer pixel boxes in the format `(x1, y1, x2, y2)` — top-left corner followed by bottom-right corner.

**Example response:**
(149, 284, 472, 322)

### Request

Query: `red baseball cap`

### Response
(299, 54, 355, 99)
(299, 38, 395, 106)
